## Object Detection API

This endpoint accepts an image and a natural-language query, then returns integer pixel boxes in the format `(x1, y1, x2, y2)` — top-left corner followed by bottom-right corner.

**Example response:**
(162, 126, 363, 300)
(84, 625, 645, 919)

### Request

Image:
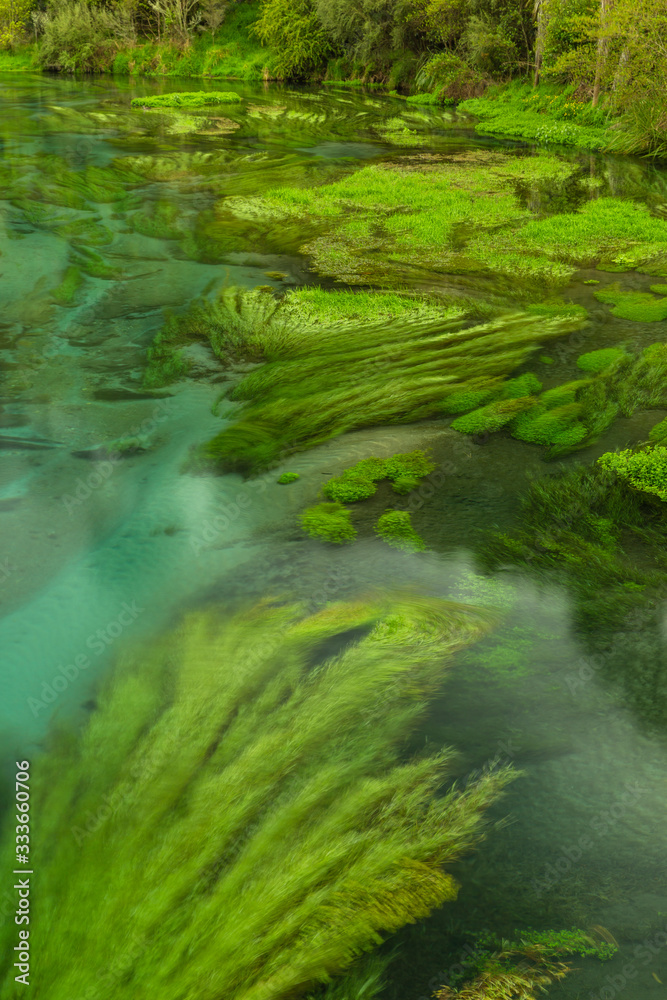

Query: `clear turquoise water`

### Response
(0, 73, 666, 999)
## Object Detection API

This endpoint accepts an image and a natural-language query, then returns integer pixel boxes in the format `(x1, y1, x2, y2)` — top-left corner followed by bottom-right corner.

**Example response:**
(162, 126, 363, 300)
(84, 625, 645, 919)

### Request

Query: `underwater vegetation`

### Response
(278, 472, 300, 484)
(598, 445, 667, 502)
(224, 151, 595, 288)
(301, 501, 357, 543)
(449, 343, 667, 458)
(221, 150, 667, 287)
(435, 927, 616, 999)
(374, 511, 426, 552)
(0, 597, 513, 999)
(481, 446, 667, 723)
(322, 452, 436, 503)
(152, 286, 581, 473)
(593, 283, 667, 322)
(130, 92, 241, 108)
(300, 453, 432, 549)
(50, 265, 83, 306)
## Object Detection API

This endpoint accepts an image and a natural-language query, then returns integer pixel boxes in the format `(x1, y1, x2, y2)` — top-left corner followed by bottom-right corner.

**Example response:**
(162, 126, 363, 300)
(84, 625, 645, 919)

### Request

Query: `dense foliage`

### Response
(2, 0, 666, 152)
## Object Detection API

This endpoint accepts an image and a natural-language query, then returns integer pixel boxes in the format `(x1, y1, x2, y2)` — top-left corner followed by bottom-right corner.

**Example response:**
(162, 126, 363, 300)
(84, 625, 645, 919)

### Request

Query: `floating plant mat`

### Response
(144, 286, 584, 472)
(219, 150, 667, 288)
(0, 596, 512, 1000)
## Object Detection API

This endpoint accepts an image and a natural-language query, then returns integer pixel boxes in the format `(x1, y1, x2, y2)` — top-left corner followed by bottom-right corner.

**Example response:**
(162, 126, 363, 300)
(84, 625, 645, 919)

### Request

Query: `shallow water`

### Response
(1, 73, 666, 999)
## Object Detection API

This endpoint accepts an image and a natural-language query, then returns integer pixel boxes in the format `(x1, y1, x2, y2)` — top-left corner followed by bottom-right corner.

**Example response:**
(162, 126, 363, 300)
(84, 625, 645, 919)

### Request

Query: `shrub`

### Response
(253, 0, 332, 78)
(374, 510, 426, 552)
(38, 0, 135, 72)
(301, 501, 356, 543)
(278, 471, 300, 483)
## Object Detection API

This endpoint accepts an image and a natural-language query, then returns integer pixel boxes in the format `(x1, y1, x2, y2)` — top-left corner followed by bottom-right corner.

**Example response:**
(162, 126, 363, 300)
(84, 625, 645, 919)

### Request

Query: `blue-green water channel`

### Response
(0, 73, 666, 999)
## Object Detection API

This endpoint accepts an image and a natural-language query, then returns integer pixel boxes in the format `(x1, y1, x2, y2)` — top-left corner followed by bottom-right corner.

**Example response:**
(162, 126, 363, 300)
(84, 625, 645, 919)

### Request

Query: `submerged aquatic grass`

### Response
(0, 598, 512, 999)
(192, 296, 580, 473)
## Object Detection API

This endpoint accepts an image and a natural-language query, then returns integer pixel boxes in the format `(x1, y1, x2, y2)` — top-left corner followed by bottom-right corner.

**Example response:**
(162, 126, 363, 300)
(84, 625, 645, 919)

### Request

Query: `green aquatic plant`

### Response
(0, 597, 512, 1000)
(374, 510, 426, 552)
(301, 501, 357, 543)
(598, 445, 667, 502)
(232, 151, 586, 286)
(130, 200, 186, 240)
(447, 339, 667, 457)
(594, 284, 667, 322)
(649, 416, 667, 442)
(322, 452, 436, 503)
(70, 246, 122, 280)
(577, 347, 628, 373)
(184, 289, 582, 473)
(451, 398, 536, 436)
(50, 265, 83, 305)
(650, 283, 667, 294)
(436, 927, 617, 999)
(131, 91, 241, 108)
(278, 472, 300, 484)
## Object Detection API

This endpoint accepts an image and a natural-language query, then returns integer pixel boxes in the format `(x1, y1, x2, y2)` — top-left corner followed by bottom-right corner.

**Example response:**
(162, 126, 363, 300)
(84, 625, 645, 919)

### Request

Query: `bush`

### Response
(374, 510, 426, 552)
(301, 501, 356, 543)
(254, 0, 332, 78)
(38, 0, 135, 71)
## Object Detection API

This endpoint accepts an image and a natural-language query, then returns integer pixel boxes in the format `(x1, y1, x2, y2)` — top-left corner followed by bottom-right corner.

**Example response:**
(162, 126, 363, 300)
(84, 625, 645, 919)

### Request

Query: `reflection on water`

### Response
(0, 72, 666, 999)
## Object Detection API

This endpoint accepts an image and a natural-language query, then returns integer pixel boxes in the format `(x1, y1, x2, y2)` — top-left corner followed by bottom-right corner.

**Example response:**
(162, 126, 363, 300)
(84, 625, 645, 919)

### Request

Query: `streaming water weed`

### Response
(0, 597, 513, 1000)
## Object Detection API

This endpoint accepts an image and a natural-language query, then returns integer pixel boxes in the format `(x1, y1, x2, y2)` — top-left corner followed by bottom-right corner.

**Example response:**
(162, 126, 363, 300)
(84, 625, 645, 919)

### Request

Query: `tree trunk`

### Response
(533, 0, 548, 86)
(592, 0, 612, 107)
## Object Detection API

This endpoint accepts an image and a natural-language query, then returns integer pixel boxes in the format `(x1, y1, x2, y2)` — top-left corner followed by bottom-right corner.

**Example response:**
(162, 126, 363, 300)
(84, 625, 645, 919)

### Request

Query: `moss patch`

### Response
(322, 451, 435, 503)
(598, 446, 667, 502)
(301, 501, 356, 543)
(374, 510, 426, 552)
(131, 92, 241, 109)
(594, 284, 667, 322)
